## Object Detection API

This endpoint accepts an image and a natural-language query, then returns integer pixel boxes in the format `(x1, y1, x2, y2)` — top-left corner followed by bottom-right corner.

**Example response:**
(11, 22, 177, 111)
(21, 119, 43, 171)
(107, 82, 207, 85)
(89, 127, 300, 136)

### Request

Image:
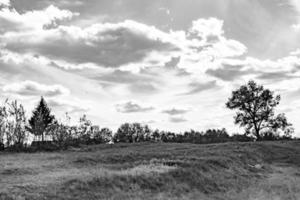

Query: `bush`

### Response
(0, 142, 4, 151)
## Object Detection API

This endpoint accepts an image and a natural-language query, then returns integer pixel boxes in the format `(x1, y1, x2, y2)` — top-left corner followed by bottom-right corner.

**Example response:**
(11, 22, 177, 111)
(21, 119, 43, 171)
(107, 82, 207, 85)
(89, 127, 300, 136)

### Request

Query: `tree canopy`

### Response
(226, 80, 293, 140)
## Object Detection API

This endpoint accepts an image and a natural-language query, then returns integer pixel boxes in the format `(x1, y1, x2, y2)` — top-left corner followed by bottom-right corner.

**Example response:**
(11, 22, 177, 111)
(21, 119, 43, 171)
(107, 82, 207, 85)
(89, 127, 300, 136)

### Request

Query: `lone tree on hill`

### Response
(226, 80, 293, 140)
(27, 97, 55, 142)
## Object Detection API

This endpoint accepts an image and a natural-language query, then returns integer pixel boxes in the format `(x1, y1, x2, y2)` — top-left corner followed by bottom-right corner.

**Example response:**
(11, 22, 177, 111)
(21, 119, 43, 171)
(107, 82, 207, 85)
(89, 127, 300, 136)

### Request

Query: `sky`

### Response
(0, 0, 300, 136)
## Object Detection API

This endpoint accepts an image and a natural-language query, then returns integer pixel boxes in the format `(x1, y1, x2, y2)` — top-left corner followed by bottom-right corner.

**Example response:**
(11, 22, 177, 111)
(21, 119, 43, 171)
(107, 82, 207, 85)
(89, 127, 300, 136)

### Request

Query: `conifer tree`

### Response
(27, 97, 55, 142)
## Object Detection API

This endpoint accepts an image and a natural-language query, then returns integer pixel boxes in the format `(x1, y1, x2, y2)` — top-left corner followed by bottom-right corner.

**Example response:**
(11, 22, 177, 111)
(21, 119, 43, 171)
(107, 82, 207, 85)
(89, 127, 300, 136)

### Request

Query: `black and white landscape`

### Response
(0, 0, 299, 200)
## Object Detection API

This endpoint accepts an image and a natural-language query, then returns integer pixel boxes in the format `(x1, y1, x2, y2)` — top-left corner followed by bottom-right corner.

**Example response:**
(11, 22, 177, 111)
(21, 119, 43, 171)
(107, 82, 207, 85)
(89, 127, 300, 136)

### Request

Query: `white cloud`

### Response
(0, 5, 77, 32)
(2, 80, 70, 97)
(0, 0, 9, 6)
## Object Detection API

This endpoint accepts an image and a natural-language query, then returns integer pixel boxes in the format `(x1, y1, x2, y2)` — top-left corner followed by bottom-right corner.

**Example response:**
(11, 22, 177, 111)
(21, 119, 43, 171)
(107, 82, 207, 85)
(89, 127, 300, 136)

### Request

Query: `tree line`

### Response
(0, 81, 295, 151)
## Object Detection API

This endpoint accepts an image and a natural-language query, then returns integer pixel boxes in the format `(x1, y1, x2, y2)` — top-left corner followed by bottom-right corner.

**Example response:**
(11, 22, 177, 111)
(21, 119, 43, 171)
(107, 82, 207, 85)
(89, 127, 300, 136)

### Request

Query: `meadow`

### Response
(0, 141, 299, 200)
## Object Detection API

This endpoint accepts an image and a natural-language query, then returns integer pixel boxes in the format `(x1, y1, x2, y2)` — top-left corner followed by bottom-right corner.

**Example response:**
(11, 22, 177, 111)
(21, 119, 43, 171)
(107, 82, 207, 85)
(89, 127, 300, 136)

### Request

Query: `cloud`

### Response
(0, 0, 9, 6)
(2, 80, 70, 97)
(94, 69, 153, 84)
(169, 116, 187, 123)
(182, 80, 218, 95)
(116, 101, 154, 113)
(206, 63, 255, 81)
(162, 108, 190, 115)
(256, 71, 299, 81)
(2, 20, 179, 68)
(188, 18, 247, 58)
(129, 82, 158, 94)
(47, 98, 89, 114)
(289, 0, 300, 30)
(0, 5, 77, 32)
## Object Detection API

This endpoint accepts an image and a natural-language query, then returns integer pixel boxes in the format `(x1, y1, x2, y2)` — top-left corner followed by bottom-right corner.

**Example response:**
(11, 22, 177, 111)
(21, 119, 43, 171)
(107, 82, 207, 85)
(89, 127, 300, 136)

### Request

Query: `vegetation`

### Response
(0, 81, 298, 199)
(27, 97, 55, 142)
(0, 141, 299, 200)
(0, 81, 296, 152)
(0, 99, 27, 151)
(226, 80, 293, 140)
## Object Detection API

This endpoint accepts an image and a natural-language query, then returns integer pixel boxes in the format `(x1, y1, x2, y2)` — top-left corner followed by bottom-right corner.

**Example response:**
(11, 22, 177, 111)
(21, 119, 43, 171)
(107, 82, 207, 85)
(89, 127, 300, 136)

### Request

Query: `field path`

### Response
(234, 164, 300, 200)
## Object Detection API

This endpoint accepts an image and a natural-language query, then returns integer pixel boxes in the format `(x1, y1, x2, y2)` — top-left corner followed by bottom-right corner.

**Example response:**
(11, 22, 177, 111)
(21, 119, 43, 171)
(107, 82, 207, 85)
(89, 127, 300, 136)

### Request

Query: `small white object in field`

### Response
(254, 164, 262, 169)
(248, 164, 263, 169)
(108, 141, 114, 145)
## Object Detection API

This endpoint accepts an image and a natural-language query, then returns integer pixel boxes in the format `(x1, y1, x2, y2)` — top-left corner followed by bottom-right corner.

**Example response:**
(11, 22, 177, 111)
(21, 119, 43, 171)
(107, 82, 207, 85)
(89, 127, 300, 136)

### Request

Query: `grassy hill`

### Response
(0, 141, 299, 200)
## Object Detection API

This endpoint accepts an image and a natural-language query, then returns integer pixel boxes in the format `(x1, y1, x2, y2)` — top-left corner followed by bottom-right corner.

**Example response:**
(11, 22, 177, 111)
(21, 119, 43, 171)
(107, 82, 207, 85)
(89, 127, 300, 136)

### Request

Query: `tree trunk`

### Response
(42, 132, 44, 143)
(253, 121, 261, 141)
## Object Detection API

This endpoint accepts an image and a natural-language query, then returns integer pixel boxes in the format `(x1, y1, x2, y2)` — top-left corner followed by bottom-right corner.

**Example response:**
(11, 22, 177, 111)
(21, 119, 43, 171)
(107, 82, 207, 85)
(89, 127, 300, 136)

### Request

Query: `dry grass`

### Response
(0, 141, 299, 200)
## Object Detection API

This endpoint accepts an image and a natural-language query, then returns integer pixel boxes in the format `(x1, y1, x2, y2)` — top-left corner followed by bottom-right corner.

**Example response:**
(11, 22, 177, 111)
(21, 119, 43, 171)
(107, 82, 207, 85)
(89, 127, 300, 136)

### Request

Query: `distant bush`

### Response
(231, 134, 254, 142)
(93, 128, 113, 144)
(114, 123, 151, 143)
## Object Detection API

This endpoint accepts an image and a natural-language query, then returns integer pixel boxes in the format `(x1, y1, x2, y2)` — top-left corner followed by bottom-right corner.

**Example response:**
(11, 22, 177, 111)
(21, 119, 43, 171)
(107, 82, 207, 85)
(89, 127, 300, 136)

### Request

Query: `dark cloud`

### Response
(116, 101, 154, 113)
(4, 21, 178, 67)
(162, 108, 189, 115)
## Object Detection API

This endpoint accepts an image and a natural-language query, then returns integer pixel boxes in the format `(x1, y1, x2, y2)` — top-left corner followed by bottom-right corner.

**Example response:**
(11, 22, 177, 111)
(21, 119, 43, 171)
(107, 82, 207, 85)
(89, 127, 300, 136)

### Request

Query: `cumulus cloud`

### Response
(116, 101, 154, 113)
(0, 13, 248, 72)
(2, 80, 70, 97)
(2, 20, 179, 68)
(0, 4, 77, 32)
(188, 18, 247, 58)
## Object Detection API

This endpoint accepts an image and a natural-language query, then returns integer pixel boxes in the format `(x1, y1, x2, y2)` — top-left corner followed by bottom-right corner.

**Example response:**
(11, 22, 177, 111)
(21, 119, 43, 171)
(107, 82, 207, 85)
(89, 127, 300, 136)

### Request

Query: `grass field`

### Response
(0, 141, 299, 200)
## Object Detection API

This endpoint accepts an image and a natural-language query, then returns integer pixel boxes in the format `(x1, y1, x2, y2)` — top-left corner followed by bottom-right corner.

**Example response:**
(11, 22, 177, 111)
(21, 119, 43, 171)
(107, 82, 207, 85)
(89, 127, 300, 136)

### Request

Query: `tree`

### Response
(226, 80, 292, 140)
(114, 123, 152, 143)
(77, 114, 93, 144)
(93, 128, 112, 144)
(0, 100, 27, 149)
(27, 97, 55, 142)
(7, 100, 27, 147)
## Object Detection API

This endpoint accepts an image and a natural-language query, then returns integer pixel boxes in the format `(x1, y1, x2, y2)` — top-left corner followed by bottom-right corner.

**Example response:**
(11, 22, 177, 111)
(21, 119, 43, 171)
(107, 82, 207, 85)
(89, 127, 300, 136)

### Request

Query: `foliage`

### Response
(0, 100, 27, 150)
(226, 80, 293, 140)
(93, 127, 113, 144)
(27, 97, 55, 142)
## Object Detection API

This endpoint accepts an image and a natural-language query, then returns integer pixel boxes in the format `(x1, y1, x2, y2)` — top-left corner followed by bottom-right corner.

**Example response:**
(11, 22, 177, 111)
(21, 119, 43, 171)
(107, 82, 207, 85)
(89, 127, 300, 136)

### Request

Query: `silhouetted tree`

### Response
(226, 81, 292, 140)
(27, 97, 55, 142)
